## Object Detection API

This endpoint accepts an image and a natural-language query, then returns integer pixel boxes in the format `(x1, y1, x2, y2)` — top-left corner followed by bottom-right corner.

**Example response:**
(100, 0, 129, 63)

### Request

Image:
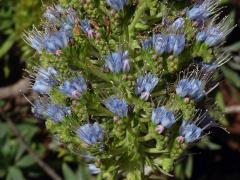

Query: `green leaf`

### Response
(16, 124, 38, 142)
(6, 167, 25, 180)
(224, 41, 240, 52)
(198, 137, 221, 150)
(0, 122, 9, 139)
(185, 156, 193, 179)
(76, 164, 91, 180)
(0, 33, 16, 59)
(16, 155, 36, 168)
(62, 163, 77, 180)
(221, 66, 240, 88)
(0, 100, 5, 107)
(15, 144, 26, 162)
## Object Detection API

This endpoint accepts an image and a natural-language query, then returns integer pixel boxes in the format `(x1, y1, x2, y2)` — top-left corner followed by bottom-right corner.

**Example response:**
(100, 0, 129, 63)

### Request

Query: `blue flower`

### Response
(135, 73, 159, 101)
(200, 62, 218, 72)
(80, 19, 94, 38)
(176, 79, 205, 101)
(152, 106, 176, 133)
(23, 27, 45, 53)
(196, 31, 207, 42)
(173, 34, 185, 55)
(141, 37, 153, 49)
(166, 34, 185, 55)
(170, 17, 185, 32)
(59, 76, 87, 98)
(103, 96, 128, 118)
(106, 0, 128, 11)
(43, 5, 63, 24)
(76, 122, 104, 145)
(32, 67, 58, 94)
(178, 121, 202, 143)
(32, 100, 71, 123)
(88, 164, 101, 174)
(43, 31, 69, 53)
(187, 0, 215, 21)
(61, 13, 76, 37)
(153, 34, 168, 54)
(24, 28, 69, 54)
(205, 27, 225, 47)
(105, 51, 130, 73)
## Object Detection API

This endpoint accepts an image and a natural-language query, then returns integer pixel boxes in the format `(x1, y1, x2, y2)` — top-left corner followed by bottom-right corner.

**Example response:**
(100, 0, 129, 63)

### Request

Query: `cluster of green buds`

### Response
(24, 0, 233, 179)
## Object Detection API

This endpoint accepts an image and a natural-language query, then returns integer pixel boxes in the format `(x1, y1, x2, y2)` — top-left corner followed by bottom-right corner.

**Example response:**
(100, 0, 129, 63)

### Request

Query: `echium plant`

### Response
(24, 0, 234, 179)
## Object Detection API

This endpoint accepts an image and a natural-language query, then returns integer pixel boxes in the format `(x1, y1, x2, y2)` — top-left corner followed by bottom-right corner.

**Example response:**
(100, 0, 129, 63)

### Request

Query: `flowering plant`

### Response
(24, 0, 233, 179)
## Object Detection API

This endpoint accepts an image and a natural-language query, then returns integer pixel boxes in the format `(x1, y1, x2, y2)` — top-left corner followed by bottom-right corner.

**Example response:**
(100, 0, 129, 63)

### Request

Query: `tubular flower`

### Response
(187, 0, 218, 21)
(59, 76, 87, 98)
(196, 17, 235, 46)
(43, 5, 63, 24)
(106, 0, 128, 11)
(76, 122, 104, 145)
(167, 34, 186, 55)
(153, 34, 168, 54)
(80, 19, 95, 38)
(176, 79, 205, 101)
(25, 1, 232, 178)
(24, 29, 69, 54)
(141, 37, 153, 50)
(177, 112, 217, 143)
(105, 51, 130, 73)
(103, 96, 128, 118)
(32, 99, 71, 123)
(152, 106, 176, 134)
(170, 17, 185, 32)
(135, 73, 159, 101)
(178, 120, 202, 143)
(32, 67, 58, 94)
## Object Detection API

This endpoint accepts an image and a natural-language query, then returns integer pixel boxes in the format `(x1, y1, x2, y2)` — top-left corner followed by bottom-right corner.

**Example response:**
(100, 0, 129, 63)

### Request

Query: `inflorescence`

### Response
(24, 0, 232, 178)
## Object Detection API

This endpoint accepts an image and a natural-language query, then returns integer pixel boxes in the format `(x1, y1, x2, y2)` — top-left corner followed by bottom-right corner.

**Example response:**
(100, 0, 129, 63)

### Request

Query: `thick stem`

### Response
(128, 0, 147, 36)
(138, 133, 153, 142)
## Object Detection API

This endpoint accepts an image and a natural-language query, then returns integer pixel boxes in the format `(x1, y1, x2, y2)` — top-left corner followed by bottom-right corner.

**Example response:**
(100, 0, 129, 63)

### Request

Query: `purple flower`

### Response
(105, 51, 130, 73)
(59, 76, 87, 98)
(135, 73, 159, 101)
(103, 96, 128, 118)
(76, 122, 104, 145)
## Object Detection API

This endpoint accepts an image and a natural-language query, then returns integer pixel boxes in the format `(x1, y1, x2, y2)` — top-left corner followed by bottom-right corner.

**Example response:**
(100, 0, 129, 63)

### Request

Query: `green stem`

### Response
(144, 148, 169, 154)
(128, 0, 147, 36)
(138, 134, 153, 142)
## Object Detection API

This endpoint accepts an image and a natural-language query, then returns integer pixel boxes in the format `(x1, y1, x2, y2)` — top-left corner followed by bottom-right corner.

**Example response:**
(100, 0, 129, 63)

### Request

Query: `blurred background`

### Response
(1, 0, 240, 179)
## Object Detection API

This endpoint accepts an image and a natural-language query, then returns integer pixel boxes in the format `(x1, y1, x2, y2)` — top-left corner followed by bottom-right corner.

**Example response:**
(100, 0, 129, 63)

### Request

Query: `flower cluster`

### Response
(24, 5, 76, 54)
(25, 0, 232, 178)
